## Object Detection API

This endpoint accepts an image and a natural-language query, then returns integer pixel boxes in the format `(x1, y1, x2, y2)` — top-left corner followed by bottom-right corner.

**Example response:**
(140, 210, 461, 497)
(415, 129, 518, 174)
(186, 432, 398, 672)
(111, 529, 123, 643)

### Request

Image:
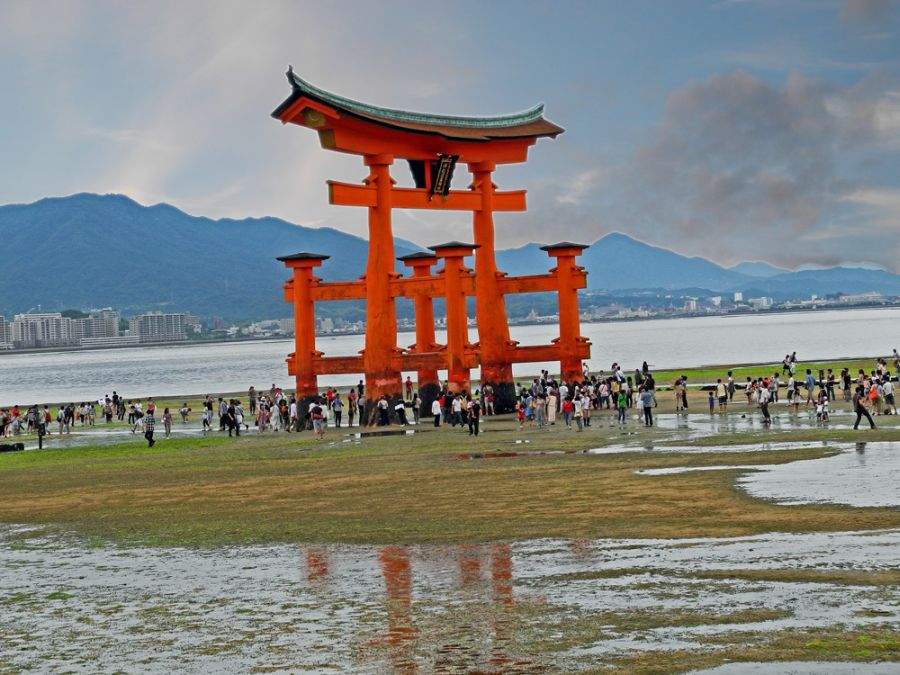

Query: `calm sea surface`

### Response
(1, 307, 898, 406)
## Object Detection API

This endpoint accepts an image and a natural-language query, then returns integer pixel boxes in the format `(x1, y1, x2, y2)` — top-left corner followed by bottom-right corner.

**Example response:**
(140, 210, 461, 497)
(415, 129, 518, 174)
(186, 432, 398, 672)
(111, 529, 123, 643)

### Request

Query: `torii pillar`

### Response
(469, 161, 516, 413)
(277, 252, 328, 399)
(398, 252, 441, 412)
(363, 153, 403, 405)
(542, 242, 589, 383)
(431, 242, 478, 394)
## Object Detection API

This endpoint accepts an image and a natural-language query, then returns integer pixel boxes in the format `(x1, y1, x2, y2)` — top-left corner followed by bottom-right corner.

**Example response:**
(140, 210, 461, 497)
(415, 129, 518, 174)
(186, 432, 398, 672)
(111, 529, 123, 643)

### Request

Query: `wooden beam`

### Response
(328, 181, 526, 212)
(313, 355, 365, 374)
(507, 341, 590, 364)
(309, 281, 367, 302)
(499, 271, 588, 295)
(328, 181, 377, 207)
(389, 275, 476, 298)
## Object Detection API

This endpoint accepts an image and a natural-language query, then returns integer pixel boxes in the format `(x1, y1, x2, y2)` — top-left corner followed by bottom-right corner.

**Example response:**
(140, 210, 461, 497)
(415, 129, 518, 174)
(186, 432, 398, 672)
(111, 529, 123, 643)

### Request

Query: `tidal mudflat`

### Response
(2, 408, 899, 671)
(2, 526, 898, 673)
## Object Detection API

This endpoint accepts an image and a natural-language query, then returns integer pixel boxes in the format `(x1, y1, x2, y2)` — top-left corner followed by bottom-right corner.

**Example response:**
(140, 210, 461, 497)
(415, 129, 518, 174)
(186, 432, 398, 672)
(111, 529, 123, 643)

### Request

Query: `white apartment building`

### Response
(10, 313, 78, 348)
(128, 312, 188, 343)
(0, 315, 11, 349)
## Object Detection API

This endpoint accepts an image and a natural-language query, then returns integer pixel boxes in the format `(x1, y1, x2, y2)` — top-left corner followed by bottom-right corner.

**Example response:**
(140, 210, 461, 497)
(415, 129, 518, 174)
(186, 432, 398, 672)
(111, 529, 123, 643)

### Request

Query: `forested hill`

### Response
(0, 193, 420, 320)
(2, 193, 899, 321)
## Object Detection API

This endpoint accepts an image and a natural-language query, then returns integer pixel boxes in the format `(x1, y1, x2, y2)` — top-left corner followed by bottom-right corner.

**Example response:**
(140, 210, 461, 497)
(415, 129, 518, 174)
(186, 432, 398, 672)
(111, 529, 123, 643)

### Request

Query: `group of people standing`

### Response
(514, 363, 660, 430)
(720, 354, 898, 429)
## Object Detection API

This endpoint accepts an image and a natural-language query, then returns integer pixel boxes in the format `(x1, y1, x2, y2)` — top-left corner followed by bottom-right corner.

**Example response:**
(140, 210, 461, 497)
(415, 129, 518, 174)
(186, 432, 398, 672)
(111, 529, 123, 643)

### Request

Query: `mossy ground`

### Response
(1, 392, 898, 546)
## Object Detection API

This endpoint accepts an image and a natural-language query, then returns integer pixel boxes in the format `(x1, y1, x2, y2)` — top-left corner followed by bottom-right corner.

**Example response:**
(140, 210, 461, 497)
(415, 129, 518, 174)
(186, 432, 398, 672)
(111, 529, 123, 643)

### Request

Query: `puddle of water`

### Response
(589, 441, 830, 456)
(636, 442, 900, 508)
(738, 442, 900, 508)
(638, 465, 768, 476)
(351, 429, 416, 439)
(1, 527, 898, 672)
(455, 449, 589, 461)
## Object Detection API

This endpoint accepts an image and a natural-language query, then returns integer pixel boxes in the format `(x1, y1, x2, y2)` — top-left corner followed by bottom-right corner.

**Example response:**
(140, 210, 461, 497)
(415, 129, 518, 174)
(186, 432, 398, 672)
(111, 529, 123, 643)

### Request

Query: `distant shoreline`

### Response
(0, 302, 897, 358)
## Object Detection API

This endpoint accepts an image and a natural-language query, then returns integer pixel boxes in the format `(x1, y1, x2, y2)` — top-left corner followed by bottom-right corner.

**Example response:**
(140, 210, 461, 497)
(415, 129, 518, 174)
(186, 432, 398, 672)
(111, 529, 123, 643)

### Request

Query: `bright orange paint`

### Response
(275, 80, 592, 405)
(432, 243, 476, 393)
(402, 255, 440, 394)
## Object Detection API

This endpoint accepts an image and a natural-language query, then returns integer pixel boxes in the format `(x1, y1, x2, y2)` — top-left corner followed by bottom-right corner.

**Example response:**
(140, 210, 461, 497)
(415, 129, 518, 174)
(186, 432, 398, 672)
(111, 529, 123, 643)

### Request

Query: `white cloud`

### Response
(841, 186, 900, 217)
(556, 168, 604, 205)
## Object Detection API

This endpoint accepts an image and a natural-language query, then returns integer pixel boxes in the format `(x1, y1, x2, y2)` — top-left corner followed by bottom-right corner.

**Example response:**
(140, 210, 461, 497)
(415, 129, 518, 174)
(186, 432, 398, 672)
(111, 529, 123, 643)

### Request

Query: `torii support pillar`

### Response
(542, 243, 590, 384)
(278, 252, 329, 398)
(363, 153, 403, 405)
(398, 252, 441, 412)
(469, 161, 516, 414)
(431, 242, 478, 394)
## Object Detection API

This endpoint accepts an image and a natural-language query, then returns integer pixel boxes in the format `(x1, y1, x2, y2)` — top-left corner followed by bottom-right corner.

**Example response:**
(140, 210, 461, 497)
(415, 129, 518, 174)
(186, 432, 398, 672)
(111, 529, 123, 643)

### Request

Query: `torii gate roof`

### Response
(272, 68, 564, 143)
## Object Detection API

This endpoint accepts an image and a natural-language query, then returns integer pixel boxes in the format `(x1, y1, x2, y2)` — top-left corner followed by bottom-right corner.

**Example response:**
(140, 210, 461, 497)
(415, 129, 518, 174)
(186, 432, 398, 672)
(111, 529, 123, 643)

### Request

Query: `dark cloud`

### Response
(841, 0, 895, 24)
(607, 70, 900, 270)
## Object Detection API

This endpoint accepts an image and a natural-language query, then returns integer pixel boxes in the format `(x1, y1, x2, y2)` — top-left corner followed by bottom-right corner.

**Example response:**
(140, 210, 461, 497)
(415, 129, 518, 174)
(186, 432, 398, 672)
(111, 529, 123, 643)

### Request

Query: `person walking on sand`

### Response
(467, 396, 481, 436)
(572, 394, 583, 431)
(616, 389, 628, 424)
(640, 386, 654, 426)
(804, 369, 816, 408)
(716, 379, 727, 413)
(674, 377, 683, 412)
(411, 393, 420, 424)
(883, 374, 896, 415)
(143, 411, 156, 447)
(162, 407, 172, 438)
(248, 386, 257, 416)
(310, 399, 326, 439)
(332, 393, 343, 428)
(347, 389, 357, 427)
(853, 386, 876, 430)
(432, 397, 442, 427)
(758, 383, 771, 425)
(377, 395, 390, 426)
(253, 400, 264, 434)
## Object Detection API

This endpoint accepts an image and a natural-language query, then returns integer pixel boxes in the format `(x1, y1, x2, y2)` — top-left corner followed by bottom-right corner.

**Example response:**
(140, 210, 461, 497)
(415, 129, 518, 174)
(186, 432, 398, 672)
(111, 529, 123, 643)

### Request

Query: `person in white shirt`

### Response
(883, 375, 896, 415)
(431, 398, 442, 427)
(451, 396, 463, 427)
(289, 400, 299, 432)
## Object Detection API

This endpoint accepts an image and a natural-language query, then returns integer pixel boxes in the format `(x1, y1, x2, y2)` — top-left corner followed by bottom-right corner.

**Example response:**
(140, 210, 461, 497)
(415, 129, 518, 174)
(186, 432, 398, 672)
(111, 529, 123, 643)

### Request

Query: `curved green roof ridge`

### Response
(288, 69, 546, 129)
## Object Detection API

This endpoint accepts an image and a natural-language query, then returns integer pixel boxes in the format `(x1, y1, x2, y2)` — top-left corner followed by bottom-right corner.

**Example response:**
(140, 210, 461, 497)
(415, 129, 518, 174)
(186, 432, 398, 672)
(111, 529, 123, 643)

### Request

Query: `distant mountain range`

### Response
(2, 193, 899, 321)
(0, 193, 420, 320)
(497, 233, 900, 299)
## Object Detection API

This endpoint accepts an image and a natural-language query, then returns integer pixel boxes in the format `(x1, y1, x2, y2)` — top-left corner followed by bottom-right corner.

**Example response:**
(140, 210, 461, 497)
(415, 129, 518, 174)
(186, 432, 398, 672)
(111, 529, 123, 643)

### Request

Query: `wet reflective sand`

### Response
(638, 442, 900, 508)
(2, 526, 898, 672)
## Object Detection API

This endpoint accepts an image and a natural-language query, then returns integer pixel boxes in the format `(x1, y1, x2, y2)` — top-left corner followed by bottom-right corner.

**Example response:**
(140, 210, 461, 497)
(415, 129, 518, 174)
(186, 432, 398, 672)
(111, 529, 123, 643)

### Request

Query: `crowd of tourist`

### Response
(4, 351, 898, 444)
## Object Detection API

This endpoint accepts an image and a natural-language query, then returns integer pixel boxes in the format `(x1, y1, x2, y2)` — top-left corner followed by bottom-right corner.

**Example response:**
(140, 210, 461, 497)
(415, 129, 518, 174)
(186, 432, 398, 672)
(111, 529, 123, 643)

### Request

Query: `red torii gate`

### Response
(273, 70, 590, 412)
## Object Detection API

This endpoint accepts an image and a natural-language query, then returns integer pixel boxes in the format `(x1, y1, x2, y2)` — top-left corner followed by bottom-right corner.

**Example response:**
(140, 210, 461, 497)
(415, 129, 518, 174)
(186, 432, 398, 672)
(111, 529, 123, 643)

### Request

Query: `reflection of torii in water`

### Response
(378, 546, 416, 673)
(304, 546, 330, 584)
(367, 543, 523, 671)
(489, 544, 515, 670)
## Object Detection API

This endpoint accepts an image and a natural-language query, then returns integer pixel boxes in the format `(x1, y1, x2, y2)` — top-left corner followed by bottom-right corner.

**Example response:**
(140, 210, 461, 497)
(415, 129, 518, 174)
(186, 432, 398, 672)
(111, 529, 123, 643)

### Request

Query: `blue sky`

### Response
(1, 0, 898, 269)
